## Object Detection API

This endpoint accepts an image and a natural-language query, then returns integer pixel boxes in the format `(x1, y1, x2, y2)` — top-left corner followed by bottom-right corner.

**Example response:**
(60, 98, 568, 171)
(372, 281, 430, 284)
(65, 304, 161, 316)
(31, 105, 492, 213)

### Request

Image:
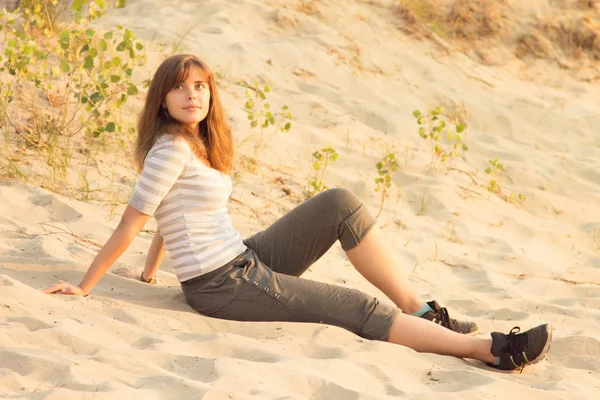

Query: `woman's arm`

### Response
(141, 231, 166, 282)
(43, 205, 150, 296)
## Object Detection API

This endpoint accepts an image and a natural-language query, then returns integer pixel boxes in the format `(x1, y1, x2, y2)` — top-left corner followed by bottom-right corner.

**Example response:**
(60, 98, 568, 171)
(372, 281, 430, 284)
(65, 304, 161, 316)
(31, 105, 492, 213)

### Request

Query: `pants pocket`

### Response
(184, 265, 242, 315)
(240, 256, 286, 303)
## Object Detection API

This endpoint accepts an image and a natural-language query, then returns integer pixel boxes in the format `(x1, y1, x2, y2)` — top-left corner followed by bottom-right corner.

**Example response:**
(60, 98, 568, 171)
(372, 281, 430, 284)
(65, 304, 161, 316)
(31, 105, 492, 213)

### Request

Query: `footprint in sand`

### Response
(160, 355, 218, 383)
(7, 316, 52, 331)
(309, 378, 360, 400)
(29, 194, 82, 222)
(131, 336, 164, 349)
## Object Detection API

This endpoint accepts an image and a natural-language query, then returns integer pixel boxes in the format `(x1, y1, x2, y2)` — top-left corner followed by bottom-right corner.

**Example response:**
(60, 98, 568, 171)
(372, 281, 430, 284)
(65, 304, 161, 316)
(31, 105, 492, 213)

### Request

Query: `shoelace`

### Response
(434, 306, 452, 328)
(503, 327, 530, 373)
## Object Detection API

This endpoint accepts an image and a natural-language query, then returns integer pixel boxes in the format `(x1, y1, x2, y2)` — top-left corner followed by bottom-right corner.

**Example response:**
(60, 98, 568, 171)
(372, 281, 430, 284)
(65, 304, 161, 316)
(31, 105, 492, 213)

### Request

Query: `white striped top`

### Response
(128, 135, 247, 282)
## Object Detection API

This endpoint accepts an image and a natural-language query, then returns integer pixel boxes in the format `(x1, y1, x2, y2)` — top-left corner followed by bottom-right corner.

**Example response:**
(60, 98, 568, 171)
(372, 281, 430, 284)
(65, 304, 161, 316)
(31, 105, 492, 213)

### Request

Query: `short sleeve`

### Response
(128, 136, 191, 216)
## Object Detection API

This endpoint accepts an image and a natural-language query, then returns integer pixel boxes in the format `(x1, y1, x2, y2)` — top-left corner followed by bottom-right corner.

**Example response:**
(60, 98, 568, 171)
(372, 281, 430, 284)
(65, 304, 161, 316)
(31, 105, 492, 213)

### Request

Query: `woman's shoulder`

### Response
(153, 134, 193, 154)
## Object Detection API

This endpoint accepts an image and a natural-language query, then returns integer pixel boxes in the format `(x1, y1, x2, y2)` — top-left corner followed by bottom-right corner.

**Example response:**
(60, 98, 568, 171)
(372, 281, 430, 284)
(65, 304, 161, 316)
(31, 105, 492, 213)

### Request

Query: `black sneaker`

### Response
(489, 324, 552, 372)
(420, 300, 479, 335)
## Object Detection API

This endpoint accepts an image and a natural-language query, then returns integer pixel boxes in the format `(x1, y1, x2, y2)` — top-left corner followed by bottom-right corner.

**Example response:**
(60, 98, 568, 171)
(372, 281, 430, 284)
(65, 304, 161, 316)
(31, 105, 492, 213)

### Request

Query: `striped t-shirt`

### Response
(128, 135, 247, 282)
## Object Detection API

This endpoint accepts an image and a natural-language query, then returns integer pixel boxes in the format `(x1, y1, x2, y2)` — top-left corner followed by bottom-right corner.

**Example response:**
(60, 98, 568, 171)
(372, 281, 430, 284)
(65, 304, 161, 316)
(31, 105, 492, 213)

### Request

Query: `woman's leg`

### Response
(192, 251, 551, 371)
(245, 188, 476, 333)
(346, 228, 423, 313)
(388, 313, 494, 361)
(245, 189, 423, 309)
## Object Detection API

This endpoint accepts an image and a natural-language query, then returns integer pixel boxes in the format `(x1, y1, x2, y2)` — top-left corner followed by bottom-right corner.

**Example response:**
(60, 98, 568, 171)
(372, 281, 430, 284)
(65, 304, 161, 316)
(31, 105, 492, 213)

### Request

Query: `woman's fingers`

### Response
(42, 281, 84, 296)
(41, 280, 68, 294)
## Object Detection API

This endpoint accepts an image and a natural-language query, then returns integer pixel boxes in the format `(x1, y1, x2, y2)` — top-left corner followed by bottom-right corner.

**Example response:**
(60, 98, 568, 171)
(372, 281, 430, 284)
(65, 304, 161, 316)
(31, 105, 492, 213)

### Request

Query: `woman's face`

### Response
(163, 68, 211, 130)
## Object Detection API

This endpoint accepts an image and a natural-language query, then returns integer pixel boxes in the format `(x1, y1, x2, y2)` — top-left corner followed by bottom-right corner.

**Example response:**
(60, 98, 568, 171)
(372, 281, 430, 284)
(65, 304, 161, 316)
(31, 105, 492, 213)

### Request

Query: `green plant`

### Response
(484, 158, 526, 203)
(244, 84, 292, 161)
(484, 158, 504, 194)
(306, 146, 338, 198)
(0, 0, 143, 183)
(413, 106, 468, 169)
(17, 0, 61, 37)
(374, 151, 398, 218)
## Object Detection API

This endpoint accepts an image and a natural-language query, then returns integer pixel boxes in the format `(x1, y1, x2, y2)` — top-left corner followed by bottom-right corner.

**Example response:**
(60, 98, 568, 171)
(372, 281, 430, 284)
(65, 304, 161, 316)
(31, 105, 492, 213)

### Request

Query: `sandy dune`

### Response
(1, 0, 600, 398)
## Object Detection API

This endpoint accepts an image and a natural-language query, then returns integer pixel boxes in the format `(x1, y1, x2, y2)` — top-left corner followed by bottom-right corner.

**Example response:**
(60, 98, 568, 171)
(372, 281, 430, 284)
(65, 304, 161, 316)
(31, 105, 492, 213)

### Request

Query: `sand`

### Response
(1, 0, 600, 399)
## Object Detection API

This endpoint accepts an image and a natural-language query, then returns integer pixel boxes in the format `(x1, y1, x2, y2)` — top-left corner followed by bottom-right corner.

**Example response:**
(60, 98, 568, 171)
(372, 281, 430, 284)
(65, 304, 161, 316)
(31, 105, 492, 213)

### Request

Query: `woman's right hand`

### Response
(42, 280, 87, 296)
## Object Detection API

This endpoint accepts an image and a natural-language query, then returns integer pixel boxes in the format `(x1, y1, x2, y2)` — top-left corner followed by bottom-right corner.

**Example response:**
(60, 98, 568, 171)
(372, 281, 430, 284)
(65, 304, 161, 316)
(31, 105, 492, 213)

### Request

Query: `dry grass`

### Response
(296, 0, 322, 17)
(542, 17, 600, 59)
(445, 0, 507, 40)
(395, 0, 507, 40)
(394, 0, 600, 71)
(516, 16, 600, 62)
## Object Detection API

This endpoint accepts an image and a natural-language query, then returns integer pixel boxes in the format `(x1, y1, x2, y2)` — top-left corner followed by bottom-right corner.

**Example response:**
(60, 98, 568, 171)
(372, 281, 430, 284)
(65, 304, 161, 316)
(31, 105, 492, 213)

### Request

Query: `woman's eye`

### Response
(195, 84, 205, 89)
(174, 85, 183, 90)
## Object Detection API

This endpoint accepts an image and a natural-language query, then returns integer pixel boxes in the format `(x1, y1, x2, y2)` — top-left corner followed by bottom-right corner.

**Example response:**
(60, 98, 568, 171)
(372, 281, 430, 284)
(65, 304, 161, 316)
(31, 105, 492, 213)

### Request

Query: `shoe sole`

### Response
(529, 323, 553, 365)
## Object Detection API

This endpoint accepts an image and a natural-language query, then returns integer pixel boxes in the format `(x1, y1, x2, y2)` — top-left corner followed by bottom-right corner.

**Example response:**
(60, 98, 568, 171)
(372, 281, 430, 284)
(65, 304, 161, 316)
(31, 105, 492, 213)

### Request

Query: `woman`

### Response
(44, 54, 552, 371)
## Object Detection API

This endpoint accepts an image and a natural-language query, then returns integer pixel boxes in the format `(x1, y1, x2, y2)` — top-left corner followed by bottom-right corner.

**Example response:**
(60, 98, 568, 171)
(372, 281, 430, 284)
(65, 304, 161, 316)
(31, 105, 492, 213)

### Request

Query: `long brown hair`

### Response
(134, 54, 234, 173)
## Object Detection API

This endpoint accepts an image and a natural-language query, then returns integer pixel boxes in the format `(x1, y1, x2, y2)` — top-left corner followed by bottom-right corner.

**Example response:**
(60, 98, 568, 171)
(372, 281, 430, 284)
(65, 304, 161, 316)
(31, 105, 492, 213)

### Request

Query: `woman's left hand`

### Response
(42, 280, 87, 296)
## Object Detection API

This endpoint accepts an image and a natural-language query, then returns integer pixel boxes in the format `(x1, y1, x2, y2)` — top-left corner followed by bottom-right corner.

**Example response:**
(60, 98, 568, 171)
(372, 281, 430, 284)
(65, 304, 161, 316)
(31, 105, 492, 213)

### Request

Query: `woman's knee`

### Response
(318, 188, 362, 215)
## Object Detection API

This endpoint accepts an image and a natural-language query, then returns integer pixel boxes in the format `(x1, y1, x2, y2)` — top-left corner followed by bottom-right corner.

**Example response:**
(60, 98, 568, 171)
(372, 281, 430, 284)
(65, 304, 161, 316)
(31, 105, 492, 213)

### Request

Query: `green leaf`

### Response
(264, 85, 271, 93)
(412, 109, 421, 118)
(456, 123, 466, 133)
(462, 144, 468, 151)
(124, 29, 134, 41)
(127, 84, 138, 96)
(104, 31, 113, 40)
(88, 48, 98, 58)
(135, 42, 144, 51)
(484, 168, 492, 175)
(85, 28, 95, 38)
(106, 122, 116, 132)
(247, 112, 254, 120)
(99, 39, 107, 51)
(116, 0, 127, 8)
(282, 105, 288, 110)
(110, 75, 120, 82)
(60, 60, 70, 73)
(284, 122, 291, 131)
(83, 55, 94, 69)
(110, 57, 122, 67)
(72, 0, 85, 12)
(312, 161, 321, 171)
(90, 92, 103, 104)
(96, 0, 107, 9)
